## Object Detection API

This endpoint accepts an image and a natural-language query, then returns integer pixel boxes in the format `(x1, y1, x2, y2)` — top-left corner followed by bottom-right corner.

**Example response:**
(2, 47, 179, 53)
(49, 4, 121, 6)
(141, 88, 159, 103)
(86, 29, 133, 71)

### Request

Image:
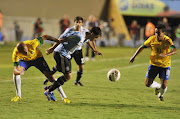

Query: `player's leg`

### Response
(34, 57, 55, 82)
(47, 73, 72, 93)
(52, 53, 71, 101)
(34, 57, 66, 102)
(11, 60, 30, 102)
(44, 53, 71, 102)
(145, 78, 154, 87)
(75, 64, 84, 86)
(73, 50, 85, 86)
(34, 57, 58, 101)
(52, 52, 72, 85)
(145, 65, 161, 95)
(43, 47, 58, 84)
(12, 66, 24, 101)
(158, 67, 170, 101)
(85, 44, 89, 61)
(158, 79, 168, 101)
(43, 65, 58, 85)
(46, 54, 72, 92)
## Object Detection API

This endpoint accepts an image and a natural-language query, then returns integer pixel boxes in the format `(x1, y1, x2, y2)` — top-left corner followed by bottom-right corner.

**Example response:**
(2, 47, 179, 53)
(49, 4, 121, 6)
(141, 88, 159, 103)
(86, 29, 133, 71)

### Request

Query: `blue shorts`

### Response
(19, 57, 50, 73)
(146, 64, 171, 80)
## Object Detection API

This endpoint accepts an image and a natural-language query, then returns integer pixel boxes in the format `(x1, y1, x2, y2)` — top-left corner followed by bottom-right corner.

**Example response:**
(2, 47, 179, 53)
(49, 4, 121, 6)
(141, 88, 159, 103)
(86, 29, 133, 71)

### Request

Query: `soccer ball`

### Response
(107, 69, 121, 82)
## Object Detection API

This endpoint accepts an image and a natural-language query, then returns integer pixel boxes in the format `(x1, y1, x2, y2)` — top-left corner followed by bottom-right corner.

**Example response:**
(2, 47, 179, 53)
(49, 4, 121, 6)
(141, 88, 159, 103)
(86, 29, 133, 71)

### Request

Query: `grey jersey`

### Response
(54, 26, 89, 59)
(76, 26, 89, 50)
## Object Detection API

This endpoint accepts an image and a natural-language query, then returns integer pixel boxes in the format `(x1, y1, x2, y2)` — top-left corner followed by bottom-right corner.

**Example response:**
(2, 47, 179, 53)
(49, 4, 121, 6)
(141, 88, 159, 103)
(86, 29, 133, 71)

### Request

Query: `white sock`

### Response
(150, 81, 161, 88)
(56, 86, 67, 100)
(13, 74, 21, 97)
(158, 86, 167, 97)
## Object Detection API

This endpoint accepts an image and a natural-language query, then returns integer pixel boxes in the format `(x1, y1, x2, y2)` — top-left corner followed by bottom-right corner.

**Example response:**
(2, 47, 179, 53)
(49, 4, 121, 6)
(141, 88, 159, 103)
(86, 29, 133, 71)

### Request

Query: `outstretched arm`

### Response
(41, 35, 59, 42)
(129, 45, 144, 64)
(87, 40, 103, 57)
(45, 37, 67, 55)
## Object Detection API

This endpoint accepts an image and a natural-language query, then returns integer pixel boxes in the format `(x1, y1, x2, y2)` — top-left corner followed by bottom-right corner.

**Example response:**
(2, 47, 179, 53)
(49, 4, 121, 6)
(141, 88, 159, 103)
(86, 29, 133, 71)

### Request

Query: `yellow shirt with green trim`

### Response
(12, 37, 43, 66)
(143, 35, 174, 68)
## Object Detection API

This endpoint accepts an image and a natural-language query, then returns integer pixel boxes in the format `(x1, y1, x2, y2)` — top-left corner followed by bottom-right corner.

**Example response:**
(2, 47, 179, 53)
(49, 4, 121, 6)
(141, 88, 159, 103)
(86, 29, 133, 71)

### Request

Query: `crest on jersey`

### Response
(30, 51, 34, 54)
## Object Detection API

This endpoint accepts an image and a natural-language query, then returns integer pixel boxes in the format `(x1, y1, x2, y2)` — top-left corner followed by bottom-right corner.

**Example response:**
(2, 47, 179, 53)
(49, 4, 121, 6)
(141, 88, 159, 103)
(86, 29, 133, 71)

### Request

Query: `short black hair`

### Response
(156, 24, 166, 32)
(17, 42, 25, 52)
(90, 27, 102, 36)
(74, 16, 83, 23)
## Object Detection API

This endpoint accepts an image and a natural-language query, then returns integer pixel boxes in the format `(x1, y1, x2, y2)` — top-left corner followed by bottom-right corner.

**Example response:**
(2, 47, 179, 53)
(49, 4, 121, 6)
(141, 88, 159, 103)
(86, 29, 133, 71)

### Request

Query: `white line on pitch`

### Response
(1, 59, 180, 82)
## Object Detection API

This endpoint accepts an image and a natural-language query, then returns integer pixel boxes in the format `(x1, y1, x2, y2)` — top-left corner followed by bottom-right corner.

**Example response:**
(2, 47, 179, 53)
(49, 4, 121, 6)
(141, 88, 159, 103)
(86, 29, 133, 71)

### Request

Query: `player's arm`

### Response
(41, 35, 61, 55)
(45, 29, 71, 55)
(129, 45, 144, 64)
(130, 37, 151, 63)
(12, 49, 24, 75)
(41, 35, 59, 43)
(159, 45, 178, 57)
(14, 62, 20, 74)
(45, 37, 67, 55)
(87, 40, 103, 57)
(159, 38, 178, 57)
(13, 65, 24, 75)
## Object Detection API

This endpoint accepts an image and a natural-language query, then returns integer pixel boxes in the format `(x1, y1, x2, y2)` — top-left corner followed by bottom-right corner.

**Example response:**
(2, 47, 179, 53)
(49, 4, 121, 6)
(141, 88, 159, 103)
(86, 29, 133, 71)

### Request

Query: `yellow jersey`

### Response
(12, 38, 43, 65)
(143, 35, 174, 68)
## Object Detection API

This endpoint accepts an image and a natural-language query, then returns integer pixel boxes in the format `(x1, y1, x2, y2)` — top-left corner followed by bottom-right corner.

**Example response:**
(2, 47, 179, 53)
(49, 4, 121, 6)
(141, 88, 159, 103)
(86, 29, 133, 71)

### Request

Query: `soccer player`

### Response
(44, 26, 102, 100)
(44, 16, 97, 86)
(11, 35, 68, 102)
(129, 24, 177, 101)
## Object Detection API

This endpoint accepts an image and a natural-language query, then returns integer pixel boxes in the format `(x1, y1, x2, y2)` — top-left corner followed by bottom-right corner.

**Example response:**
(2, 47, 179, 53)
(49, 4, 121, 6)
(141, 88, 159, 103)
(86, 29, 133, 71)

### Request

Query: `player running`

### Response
(44, 16, 96, 86)
(129, 24, 177, 101)
(11, 35, 69, 102)
(43, 26, 102, 100)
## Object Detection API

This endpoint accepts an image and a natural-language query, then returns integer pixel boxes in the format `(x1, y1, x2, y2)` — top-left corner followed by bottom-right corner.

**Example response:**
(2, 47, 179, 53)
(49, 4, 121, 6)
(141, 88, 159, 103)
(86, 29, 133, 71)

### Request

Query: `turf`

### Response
(0, 43, 180, 119)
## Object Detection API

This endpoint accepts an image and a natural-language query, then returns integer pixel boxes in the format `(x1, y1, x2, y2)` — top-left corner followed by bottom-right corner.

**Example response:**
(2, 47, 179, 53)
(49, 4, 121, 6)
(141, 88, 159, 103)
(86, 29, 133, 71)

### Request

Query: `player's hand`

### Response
(45, 48, 54, 55)
(94, 51, 103, 57)
(159, 53, 167, 57)
(20, 70, 24, 75)
(129, 57, 135, 64)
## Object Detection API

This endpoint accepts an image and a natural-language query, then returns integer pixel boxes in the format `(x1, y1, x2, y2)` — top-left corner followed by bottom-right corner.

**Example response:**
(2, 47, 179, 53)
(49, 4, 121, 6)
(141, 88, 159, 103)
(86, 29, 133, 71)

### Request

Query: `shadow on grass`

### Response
(68, 102, 180, 111)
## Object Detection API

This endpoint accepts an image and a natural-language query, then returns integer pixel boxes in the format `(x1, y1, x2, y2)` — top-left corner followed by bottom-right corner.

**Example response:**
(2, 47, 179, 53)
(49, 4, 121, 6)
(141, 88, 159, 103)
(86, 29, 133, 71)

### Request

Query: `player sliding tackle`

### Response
(44, 26, 103, 100)
(129, 24, 177, 101)
(11, 35, 69, 102)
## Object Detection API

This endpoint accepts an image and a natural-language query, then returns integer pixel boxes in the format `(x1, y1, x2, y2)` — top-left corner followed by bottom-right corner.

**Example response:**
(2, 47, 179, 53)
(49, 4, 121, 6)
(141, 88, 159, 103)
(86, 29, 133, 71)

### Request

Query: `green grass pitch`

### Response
(0, 42, 180, 119)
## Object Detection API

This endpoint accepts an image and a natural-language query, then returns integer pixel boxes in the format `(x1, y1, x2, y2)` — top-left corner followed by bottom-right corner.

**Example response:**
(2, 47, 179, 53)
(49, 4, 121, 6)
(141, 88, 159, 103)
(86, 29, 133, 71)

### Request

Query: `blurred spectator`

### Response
(59, 15, 70, 34)
(130, 20, 140, 47)
(14, 21, 23, 41)
(0, 30, 5, 44)
(175, 24, 180, 48)
(102, 18, 114, 46)
(158, 17, 171, 37)
(94, 16, 100, 27)
(85, 15, 96, 61)
(32, 18, 44, 39)
(145, 20, 155, 40)
(0, 10, 2, 31)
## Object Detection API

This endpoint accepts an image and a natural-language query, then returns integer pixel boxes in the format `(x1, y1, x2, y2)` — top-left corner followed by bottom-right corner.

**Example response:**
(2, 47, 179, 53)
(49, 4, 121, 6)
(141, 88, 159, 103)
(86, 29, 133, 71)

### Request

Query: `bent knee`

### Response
(161, 84, 166, 89)
(78, 65, 84, 71)
(145, 81, 151, 87)
(64, 73, 72, 80)
(49, 78, 55, 82)
(145, 83, 151, 87)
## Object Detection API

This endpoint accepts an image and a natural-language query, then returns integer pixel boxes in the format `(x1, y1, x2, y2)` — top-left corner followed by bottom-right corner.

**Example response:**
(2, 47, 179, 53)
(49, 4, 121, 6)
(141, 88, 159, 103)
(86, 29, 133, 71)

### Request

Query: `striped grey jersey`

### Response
(54, 26, 89, 59)
(75, 26, 89, 50)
